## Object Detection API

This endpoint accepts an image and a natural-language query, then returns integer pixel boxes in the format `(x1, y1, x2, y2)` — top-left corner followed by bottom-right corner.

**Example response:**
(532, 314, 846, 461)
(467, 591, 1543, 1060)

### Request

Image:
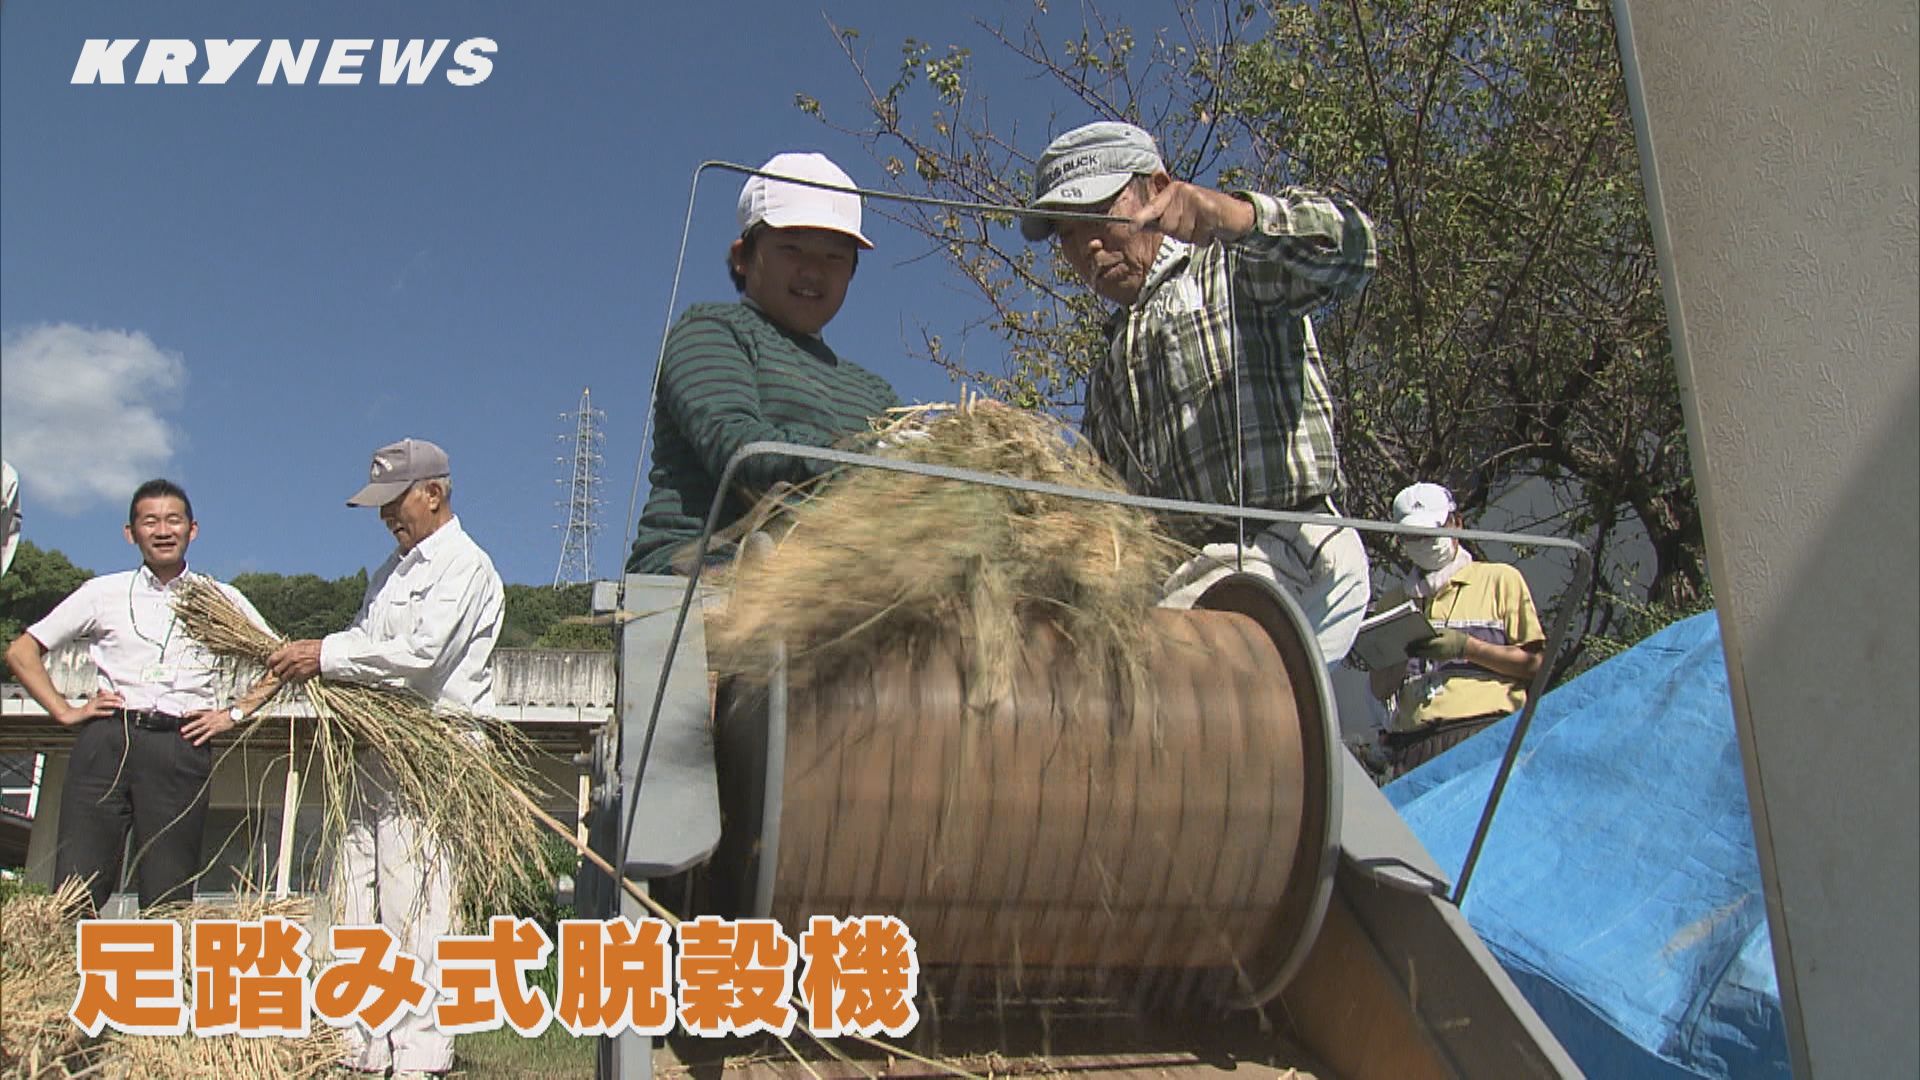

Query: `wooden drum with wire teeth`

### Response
(711, 574, 1340, 1010)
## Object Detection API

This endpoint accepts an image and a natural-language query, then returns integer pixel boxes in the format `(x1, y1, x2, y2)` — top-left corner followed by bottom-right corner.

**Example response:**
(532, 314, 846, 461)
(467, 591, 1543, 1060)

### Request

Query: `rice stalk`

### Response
(2, 878, 92, 1075)
(0, 884, 344, 1078)
(169, 577, 553, 925)
(707, 399, 1186, 715)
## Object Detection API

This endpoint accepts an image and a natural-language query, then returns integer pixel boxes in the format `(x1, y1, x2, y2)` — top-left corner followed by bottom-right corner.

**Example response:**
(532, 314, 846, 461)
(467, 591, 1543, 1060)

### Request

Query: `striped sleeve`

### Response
(656, 312, 840, 491)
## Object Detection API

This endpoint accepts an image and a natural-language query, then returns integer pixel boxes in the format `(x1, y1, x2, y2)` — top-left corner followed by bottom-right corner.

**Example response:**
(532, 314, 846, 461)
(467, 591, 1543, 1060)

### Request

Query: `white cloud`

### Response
(0, 323, 187, 514)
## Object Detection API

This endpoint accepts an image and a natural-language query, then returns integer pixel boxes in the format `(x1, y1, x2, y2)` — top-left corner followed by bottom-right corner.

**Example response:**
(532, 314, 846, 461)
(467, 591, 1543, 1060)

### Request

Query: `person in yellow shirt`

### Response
(1369, 483, 1546, 776)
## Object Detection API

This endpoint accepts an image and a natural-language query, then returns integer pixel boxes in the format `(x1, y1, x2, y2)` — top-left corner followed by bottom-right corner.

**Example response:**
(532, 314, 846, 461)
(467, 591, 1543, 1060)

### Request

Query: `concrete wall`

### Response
(1613, 1, 1919, 1074)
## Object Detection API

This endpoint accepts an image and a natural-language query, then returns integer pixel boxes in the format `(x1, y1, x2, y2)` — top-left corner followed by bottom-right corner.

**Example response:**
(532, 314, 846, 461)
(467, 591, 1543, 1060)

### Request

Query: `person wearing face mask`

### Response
(628, 151, 899, 575)
(1020, 121, 1377, 665)
(1369, 482, 1546, 776)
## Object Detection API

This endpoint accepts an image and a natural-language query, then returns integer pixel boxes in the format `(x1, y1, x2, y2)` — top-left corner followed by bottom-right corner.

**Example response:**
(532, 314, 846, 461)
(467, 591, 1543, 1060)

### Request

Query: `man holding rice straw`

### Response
(628, 150, 900, 575)
(1021, 121, 1378, 665)
(3, 478, 272, 912)
(267, 437, 503, 1080)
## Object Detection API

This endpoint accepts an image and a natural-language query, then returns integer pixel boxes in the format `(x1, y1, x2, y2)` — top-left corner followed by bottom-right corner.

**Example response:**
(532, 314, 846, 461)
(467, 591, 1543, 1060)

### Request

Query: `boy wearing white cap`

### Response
(1021, 121, 1378, 664)
(1369, 482, 1546, 775)
(629, 152, 899, 574)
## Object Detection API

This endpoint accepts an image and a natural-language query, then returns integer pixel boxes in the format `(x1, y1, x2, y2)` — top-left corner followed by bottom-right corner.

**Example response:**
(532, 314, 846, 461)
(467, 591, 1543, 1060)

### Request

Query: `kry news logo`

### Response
(72, 39, 498, 86)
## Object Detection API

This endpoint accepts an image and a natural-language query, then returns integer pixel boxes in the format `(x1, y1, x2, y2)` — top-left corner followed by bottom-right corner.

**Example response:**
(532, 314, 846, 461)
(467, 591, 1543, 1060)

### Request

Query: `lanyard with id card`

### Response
(130, 572, 181, 689)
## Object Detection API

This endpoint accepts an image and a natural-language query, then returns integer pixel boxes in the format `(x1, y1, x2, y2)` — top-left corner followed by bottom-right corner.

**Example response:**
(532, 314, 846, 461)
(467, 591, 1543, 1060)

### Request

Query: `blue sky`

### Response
(1, 0, 1185, 586)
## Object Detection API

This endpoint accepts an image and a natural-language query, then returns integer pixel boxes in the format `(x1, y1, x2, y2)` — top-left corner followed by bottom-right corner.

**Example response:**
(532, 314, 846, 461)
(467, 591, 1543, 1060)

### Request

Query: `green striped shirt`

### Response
(1081, 188, 1376, 532)
(629, 301, 898, 573)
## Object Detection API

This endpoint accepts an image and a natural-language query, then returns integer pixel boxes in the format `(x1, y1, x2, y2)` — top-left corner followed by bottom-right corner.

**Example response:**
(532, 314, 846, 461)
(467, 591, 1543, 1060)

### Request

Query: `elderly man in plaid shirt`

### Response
(1022, 121, 1378, 665)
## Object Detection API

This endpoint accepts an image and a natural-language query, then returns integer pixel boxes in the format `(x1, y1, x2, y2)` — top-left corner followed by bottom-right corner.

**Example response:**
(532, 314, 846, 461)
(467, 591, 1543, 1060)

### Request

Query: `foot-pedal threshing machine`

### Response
(578, 445, 1581, 1079)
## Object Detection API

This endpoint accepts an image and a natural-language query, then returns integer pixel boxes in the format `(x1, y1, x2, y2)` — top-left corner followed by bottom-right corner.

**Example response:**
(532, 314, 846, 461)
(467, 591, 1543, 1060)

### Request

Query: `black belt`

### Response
(1196, 495, 1334, 547)
(114, 708, 190, 732)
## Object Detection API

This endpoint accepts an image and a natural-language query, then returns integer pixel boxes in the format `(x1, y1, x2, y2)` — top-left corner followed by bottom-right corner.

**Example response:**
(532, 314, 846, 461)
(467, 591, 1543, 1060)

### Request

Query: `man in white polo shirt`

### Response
(267, 437, 504, 1080)
(4, 478, 270, 912)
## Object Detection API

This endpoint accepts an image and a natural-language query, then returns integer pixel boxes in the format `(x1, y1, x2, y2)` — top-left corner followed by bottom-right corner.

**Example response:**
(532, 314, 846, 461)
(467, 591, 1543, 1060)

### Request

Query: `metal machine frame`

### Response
(583, 442, 1589, 1078)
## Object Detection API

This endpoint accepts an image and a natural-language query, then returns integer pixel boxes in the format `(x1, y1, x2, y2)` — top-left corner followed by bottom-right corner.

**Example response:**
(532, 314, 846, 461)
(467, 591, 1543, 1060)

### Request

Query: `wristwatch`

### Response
(227, 705, 245, 724)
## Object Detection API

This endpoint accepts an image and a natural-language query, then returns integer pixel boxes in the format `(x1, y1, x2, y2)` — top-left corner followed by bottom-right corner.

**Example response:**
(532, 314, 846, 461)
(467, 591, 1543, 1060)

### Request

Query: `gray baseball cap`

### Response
(347, 438, 449, 507)
(1020, 121, 1166, 241)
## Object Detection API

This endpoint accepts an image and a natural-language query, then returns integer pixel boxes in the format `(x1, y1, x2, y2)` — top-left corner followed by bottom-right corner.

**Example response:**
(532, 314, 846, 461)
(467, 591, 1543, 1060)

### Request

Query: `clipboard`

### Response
(1351, 600, 1437, 670)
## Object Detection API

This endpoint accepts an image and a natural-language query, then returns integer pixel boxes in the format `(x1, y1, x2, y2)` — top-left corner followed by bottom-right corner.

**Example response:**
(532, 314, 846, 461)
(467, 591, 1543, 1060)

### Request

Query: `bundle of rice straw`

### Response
(707, 399, 1187, 710)
(0, 880, 344, 1078)
(170, 577, 551, 923)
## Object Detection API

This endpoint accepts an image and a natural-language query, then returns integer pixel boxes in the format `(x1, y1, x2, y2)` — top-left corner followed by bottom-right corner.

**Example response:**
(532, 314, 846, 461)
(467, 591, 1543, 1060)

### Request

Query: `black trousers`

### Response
(56, 717, 214, 912)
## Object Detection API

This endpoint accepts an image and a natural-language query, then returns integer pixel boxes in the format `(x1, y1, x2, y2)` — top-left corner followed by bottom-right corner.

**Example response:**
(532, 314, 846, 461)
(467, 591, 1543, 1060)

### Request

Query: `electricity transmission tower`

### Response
(553, 387, 604, 587)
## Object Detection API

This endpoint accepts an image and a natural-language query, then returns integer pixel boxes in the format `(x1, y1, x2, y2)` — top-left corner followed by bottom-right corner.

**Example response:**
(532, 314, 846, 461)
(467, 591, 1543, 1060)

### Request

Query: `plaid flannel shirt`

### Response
(1081, 188, 1376, 532)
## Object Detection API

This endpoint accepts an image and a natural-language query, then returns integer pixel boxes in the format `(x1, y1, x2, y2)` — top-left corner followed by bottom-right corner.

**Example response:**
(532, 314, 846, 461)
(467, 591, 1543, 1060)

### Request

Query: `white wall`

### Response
(1614, 1, 1920, 1074)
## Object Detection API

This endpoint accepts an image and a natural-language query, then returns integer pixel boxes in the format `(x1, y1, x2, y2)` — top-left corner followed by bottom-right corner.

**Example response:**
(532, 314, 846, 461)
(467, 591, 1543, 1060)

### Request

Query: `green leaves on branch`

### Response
(0, 541, 91, 656)
(799, 0, 1703, 669)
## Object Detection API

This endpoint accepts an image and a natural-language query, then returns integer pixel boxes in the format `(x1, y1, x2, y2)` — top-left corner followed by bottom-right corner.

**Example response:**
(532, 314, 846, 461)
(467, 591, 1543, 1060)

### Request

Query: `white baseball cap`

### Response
(736, 152, 873, 249)
(1390, 482, 1456, 528)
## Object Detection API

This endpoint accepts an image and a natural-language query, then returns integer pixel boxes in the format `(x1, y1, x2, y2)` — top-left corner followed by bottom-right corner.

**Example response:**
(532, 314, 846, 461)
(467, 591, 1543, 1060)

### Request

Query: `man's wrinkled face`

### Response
(379, 482, 442, 554)
(1055, 179, 1165, 306)
(125, 496, 196, 572)
(734, 226, 860, 336)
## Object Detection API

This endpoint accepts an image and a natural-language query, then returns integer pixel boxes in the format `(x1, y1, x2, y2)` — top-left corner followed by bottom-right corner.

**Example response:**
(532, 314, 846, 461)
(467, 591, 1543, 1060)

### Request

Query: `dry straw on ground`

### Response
(0, 880, 344, 1079)
(169, 577, 552, 922)
(705, 399, 1187, 711)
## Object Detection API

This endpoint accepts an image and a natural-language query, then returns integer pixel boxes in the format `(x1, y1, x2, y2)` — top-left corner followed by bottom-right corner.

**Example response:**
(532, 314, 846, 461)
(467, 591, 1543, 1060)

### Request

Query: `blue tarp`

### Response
(1385, 613, 1791, 1080)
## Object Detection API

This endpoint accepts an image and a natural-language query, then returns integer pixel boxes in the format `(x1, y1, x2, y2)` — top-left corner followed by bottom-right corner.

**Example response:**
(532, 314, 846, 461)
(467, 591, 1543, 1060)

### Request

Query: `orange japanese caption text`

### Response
(70, 915, 918, 1040)
(798, 915, 920, 1038)
(71, 920, 187, 1037)
(192, 915, 313, 1037)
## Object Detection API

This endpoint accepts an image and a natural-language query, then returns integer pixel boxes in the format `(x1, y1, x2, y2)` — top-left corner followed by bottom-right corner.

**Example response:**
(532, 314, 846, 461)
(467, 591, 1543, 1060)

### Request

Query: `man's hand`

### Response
(180, 708, 235, 747)
(1407, 628, 1473, 662)
(57, 689, 122, 727)
(1132, 180, 1256, 247)
(267, 640, 324, 683)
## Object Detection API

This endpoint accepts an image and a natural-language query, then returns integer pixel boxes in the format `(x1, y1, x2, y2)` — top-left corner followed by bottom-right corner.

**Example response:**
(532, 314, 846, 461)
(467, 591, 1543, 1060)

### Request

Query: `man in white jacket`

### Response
(269, 437, 504, 1080)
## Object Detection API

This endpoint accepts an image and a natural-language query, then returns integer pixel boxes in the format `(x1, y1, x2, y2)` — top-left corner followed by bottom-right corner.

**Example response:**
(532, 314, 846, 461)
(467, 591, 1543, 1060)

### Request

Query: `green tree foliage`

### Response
(531, 618, 615, 652)
(0, 541, 92, 654)
(501, 583, 610, 651)
(230, 570, 369, 640)
(1, 551, 611, 669)
(230, 577, 612, 651)
(803, 0, 1703, 667)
